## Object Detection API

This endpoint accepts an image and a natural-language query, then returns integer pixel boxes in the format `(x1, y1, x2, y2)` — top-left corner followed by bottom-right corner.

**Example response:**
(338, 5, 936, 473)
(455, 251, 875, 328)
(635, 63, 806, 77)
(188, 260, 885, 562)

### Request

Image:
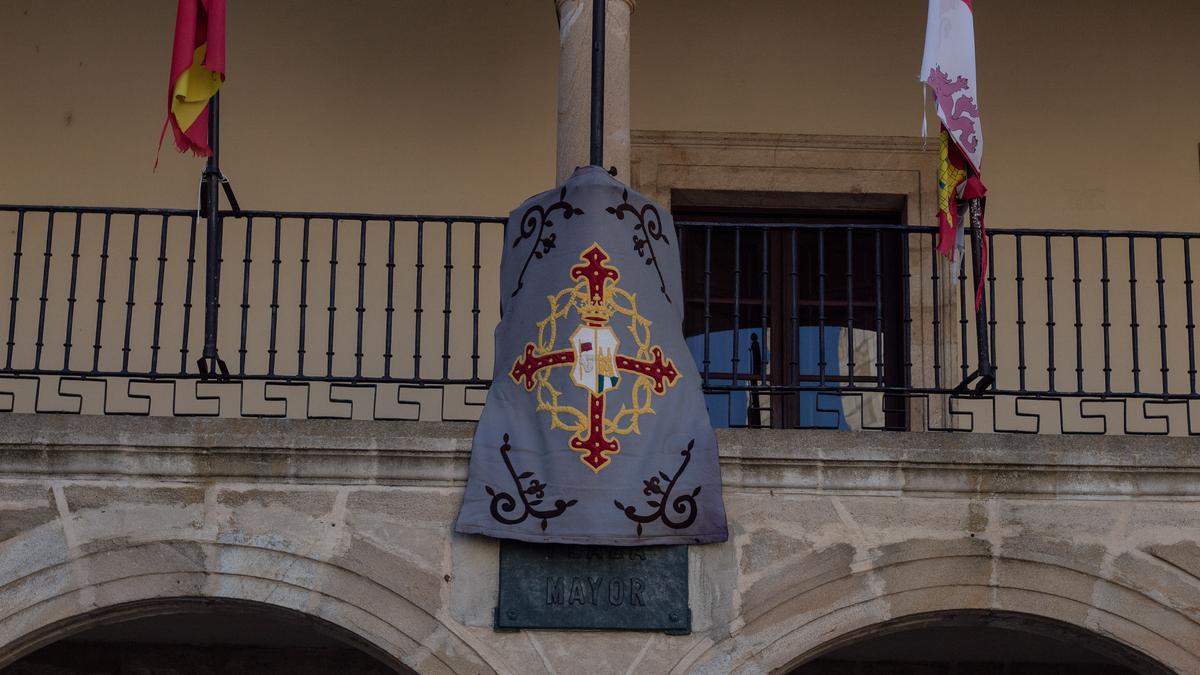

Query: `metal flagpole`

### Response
(589, 0, 605, 168)
(199, 92, 230, 380)
(956, 197, 994, 393)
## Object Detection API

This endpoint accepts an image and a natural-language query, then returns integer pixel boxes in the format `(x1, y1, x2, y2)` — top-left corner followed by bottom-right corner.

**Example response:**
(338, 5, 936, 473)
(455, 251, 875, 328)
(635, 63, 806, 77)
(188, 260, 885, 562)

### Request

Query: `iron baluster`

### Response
(957, 223, 970, 385)
(1155, 235, 1169, 397)
(5, 210, 25, 371)
(1015, 234, 1026, 392)
(817, 228, 826, 387)
(471, 220, 482, 381)
(1129, 237, 1141, 394)
(731, 227, 743, 401)
(442, 221, 454, 381)
(33, 211, 55, 371)
(1044, 235, 1055, 393)
(702, 226, 712, 386)
(355, 219, 368, 380)
(873, 229, 884, 388)
(931, 233, 942, 390)
(267, 216, 282, 377)
(1101, 237, 1112, 395)
(1072, 235, 1083, 393)
(383, 220, 396, 379)
(846, 228, 855, 389)
(238, 216, 253, 376)
(413, 220, 425, 380)
(178, 213, 197, 375)
(1185, 238, 1197, 396)
(297, 217, 311, 377)
(120, 213, 139, 375)
(326, 218, 339, 378)
(62, 212, 83, 371)
(149, 214, 170, 375)
(93, 212, 112, 373)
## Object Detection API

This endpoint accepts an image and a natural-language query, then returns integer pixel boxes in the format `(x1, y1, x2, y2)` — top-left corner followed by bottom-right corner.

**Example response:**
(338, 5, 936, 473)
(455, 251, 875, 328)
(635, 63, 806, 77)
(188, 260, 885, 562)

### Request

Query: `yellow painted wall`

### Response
(0, 0, 559, 215)
(632, 0, 1200, 230)
(2, 1, 1197, 228)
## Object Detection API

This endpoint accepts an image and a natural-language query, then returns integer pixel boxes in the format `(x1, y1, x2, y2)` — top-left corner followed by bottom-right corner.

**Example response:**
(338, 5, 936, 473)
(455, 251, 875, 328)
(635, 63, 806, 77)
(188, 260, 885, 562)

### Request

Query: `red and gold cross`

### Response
(509, 244, 680, 472)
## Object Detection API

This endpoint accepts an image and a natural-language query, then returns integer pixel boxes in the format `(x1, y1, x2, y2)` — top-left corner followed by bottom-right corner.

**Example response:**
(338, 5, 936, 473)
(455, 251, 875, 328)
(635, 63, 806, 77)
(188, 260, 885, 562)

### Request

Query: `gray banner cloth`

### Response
(455, 166, 728, 545)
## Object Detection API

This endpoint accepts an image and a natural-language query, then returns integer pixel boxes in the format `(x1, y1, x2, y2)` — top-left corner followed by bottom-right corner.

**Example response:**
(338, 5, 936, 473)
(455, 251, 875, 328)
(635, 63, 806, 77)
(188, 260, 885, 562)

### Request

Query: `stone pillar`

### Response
(554, 0, 635, 183)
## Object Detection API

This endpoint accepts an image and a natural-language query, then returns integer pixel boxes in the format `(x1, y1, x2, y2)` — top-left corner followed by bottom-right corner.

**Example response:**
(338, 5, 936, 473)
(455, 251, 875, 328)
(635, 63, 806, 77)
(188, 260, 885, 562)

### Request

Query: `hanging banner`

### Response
(455, 166, 728, 546)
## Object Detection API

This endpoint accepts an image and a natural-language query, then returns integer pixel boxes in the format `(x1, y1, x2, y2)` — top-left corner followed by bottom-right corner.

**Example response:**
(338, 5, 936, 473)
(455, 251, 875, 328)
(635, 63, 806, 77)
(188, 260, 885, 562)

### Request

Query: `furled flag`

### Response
(157, 0, 226, 159)
(921, 0, 988, 308)
(455, 166, 728, 545)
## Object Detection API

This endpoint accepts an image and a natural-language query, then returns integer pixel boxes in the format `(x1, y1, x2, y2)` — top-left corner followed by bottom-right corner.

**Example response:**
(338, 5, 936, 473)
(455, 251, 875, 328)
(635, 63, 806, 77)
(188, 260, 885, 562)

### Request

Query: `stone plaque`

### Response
(495, 540, 690, 634)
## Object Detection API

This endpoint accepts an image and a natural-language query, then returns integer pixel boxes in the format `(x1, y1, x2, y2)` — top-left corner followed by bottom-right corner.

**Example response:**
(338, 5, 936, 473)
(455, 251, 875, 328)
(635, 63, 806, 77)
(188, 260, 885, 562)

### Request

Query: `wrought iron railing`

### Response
(2, 204, 1197, 433)
(673, 219, 1199, 434)
(0, 205, 506, 419)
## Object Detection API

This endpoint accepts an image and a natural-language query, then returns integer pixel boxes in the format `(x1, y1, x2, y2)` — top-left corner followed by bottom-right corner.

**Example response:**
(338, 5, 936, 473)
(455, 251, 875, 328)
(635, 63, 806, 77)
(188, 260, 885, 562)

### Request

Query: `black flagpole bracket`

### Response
(198, 91, 231, 381)
(953, 197, 995, 396)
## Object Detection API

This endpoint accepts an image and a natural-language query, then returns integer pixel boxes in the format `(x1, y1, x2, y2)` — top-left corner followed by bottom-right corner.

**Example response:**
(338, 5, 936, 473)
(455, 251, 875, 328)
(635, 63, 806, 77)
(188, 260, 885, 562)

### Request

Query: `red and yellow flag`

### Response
(936, 128, 970, 258)
(159, 0, 226, 158)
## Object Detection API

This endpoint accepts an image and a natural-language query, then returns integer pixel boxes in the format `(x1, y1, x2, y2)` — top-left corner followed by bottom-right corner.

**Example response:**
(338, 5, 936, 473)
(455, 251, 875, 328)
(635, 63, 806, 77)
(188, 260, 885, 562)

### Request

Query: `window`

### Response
(675, 190, 908, 430)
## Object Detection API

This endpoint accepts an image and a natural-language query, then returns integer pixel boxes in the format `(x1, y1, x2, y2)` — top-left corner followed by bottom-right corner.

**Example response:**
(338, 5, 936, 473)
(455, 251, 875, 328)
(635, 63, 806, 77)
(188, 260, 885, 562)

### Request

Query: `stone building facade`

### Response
(1, 1, 1199, 673)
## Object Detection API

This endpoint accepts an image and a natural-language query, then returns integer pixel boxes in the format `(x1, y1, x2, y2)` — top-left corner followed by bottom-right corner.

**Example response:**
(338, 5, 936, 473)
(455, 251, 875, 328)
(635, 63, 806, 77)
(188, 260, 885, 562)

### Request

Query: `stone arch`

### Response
(0, 539, 492, 674)
(686, 545, 1200, 674)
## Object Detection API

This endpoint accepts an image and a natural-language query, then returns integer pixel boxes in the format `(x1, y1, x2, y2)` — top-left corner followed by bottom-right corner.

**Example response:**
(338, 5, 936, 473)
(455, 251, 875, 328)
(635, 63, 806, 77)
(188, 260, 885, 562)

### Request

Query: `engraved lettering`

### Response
(608, 578, 623, 605)
(587, 548, 603, 560)
(588, 576, 603, 605)
(630, 577, 646, 606)
(629, 548, 646, 561)
(546, 577, 564, 605)
(568, 577, 586, 605)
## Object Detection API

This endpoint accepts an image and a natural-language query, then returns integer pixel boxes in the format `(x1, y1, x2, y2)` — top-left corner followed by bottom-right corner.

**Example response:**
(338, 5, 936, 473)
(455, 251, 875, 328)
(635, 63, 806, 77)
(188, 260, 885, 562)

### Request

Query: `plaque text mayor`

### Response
(495, 541, 690, 634)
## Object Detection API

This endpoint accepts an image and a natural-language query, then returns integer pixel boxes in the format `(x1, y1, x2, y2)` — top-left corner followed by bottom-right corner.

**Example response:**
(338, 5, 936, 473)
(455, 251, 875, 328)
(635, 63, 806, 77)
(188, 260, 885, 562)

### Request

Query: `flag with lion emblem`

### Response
(922, 0, 988, 308)
(455, 166, 728, 545)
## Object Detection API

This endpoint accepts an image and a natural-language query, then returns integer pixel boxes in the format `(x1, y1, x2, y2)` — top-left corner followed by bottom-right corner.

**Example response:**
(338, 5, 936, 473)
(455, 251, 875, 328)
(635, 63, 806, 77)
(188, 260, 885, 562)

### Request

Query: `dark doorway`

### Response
(1, 600, 408, 675)
(674, 189, 909, 430)
(788, 611, 1170, 675)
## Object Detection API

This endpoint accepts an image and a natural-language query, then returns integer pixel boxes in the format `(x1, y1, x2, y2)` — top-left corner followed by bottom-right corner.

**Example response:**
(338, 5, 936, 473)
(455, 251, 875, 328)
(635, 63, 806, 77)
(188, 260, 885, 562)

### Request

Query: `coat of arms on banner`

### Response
(510, 244, 680, 473)
(455, 166, 728, 546)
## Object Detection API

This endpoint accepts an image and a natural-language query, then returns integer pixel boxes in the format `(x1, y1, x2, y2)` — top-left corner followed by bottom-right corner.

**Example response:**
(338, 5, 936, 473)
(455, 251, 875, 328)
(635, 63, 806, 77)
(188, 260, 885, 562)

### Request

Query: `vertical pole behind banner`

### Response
(967, 198, 993, 391)
(589, 0, 605, 168)
(199, 92, 228, 379)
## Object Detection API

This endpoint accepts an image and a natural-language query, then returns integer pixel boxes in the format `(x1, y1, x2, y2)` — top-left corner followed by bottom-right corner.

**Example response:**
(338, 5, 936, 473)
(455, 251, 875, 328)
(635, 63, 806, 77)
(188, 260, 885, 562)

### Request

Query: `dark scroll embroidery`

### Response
(606, 188, 672, 303)
(613, 439, 700, 535)
(487, 434, 578, 530)
(511, 187, 584, 298)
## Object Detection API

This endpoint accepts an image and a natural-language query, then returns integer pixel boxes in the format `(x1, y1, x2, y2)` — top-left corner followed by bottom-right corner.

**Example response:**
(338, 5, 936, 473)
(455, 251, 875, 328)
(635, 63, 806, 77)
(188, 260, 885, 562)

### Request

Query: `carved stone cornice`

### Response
(3, 414, 1198, 498)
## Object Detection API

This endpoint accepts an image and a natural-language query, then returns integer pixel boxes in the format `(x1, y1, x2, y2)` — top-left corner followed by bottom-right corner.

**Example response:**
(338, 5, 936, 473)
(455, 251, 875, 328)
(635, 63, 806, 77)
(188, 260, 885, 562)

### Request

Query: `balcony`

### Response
(1, 203, 1197, 435)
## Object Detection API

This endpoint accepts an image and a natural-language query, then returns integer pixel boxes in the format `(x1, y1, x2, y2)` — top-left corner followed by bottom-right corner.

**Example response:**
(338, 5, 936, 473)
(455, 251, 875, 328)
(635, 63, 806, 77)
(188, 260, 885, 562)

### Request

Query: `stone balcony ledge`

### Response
(1, 414, 1197, 499)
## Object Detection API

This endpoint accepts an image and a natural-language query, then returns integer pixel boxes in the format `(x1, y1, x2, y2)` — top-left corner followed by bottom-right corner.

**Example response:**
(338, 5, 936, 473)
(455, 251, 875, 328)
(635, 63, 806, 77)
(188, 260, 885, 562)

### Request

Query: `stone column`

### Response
(554, 0, 635, 183)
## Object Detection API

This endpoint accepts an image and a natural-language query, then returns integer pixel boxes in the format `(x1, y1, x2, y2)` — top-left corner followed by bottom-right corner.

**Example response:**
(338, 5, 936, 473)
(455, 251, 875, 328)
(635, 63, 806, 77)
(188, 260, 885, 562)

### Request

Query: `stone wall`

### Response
(1, 415, 1198, 673)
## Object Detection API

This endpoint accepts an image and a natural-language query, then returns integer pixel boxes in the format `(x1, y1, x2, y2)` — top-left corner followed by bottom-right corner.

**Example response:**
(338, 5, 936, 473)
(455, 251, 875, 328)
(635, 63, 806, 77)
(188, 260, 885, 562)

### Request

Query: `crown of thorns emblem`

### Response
(510, 243, 680, 472)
